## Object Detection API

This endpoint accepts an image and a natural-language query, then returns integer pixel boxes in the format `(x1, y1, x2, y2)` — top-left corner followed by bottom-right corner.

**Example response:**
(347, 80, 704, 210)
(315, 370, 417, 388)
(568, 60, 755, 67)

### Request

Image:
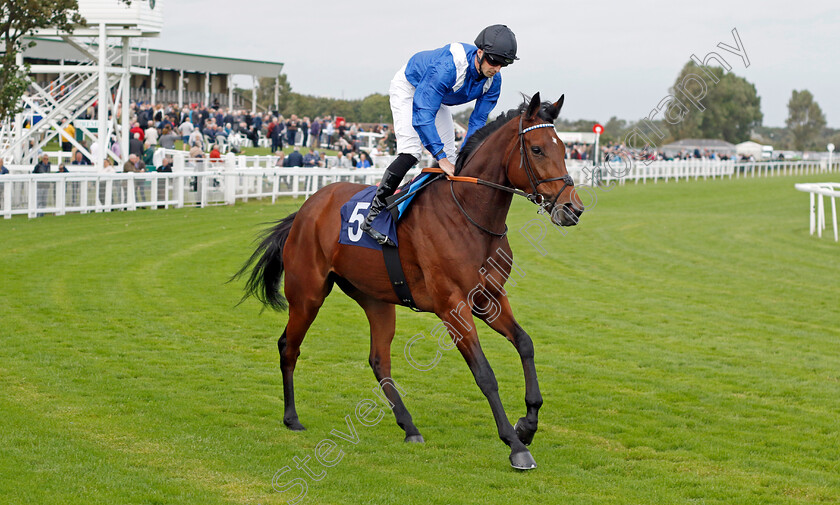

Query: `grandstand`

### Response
(21, 37, 284, 111)
(0, 0, 283, 170)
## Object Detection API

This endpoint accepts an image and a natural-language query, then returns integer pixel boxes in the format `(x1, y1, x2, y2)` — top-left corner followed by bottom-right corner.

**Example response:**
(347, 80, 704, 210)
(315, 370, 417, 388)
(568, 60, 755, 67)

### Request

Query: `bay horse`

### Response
(236, 93, 583, 470)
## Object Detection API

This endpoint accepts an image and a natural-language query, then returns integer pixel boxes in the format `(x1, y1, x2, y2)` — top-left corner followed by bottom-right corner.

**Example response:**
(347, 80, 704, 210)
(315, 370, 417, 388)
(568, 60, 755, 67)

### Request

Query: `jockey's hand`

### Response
(439, 158, 456, 177)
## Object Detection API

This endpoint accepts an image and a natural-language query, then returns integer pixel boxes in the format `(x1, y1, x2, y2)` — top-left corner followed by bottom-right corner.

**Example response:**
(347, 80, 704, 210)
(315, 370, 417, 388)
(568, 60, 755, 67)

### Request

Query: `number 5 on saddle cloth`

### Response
(339, 172, 442, 310)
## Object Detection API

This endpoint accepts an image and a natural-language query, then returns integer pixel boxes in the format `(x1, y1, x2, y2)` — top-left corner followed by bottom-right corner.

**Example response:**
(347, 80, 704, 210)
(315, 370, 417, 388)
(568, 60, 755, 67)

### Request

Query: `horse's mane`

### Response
(455, 97, 557, 174)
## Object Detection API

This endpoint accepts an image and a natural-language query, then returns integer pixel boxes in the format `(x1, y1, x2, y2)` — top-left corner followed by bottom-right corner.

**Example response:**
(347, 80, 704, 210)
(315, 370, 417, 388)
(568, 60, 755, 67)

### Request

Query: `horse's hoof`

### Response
(514, 418, 536, 446)
(404, 434, 425, 443)
(284, 419, 306, 431)
(509, 450, 537, 470)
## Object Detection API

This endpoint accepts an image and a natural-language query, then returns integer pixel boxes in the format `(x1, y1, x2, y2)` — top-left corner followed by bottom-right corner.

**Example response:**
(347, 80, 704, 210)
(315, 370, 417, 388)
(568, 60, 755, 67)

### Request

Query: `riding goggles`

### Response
(485, 53, 513, 67)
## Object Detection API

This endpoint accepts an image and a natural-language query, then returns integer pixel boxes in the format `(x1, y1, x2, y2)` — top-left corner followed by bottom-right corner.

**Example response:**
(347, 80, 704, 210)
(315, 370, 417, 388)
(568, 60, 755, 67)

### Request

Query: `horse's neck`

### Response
(451, 127, 517, 222)
(459, 120, 519, 181)
(408, 124, 517, 247)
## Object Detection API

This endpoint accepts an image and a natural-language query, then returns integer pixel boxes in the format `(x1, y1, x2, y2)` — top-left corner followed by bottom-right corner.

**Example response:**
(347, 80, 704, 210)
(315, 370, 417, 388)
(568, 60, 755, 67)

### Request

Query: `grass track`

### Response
(1, 174, 839, 504)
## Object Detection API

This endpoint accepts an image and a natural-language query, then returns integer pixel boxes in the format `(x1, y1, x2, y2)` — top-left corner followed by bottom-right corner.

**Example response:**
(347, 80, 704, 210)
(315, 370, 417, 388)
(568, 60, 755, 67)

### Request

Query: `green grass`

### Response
(1, 174, 839, 505)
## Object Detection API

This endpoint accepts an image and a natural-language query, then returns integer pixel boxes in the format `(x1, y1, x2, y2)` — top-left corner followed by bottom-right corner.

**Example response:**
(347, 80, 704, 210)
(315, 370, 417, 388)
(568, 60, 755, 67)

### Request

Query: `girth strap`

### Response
(381, 243, 421, 312)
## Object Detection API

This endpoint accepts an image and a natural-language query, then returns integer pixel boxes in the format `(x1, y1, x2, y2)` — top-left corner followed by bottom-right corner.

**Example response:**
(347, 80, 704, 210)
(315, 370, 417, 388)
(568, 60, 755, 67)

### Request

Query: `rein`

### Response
(420, 115, 575, 237)
(419, 169, 539, 202)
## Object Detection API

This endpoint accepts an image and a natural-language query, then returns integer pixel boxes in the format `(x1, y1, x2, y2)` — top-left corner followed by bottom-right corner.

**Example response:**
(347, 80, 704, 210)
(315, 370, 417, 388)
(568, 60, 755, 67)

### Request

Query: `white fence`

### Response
(0, 166, 415, 219)
(794, 182, 840, 242)
(2, 158, 838, 219)
(157, 149, 432, 171)
(566, 158, 839, 186)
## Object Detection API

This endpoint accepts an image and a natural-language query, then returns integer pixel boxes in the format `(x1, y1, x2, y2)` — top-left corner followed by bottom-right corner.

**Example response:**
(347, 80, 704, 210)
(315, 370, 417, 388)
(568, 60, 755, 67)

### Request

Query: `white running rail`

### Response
(2, 155, 838, 220)
(0, 166, 415, 219)
(794, 182, 840, 242)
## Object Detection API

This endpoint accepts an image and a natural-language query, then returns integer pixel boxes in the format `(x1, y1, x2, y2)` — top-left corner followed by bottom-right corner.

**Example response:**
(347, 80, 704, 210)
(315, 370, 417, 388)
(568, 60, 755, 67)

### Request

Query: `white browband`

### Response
(521, 123, 555, 134)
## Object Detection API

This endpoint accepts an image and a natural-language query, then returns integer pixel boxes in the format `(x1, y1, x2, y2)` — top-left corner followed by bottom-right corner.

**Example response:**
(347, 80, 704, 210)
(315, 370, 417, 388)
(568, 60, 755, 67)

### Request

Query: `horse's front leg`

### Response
(475, 294, 542, 446)
(440, 306, 536, 470)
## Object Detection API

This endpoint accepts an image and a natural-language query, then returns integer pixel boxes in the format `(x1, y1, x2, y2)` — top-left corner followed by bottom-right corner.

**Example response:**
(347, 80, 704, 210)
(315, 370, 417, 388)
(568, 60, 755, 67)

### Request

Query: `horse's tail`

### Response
(232, 212, 298, 311)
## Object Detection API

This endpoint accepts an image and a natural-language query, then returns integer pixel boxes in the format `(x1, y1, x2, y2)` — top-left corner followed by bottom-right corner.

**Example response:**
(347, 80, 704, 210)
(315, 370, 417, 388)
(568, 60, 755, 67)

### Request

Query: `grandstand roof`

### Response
(22, 37, 284, 77)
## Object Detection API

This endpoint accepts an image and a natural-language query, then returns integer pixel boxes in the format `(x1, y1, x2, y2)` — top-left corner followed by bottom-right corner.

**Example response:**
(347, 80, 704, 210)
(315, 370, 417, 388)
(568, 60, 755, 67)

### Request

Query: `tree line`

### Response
(539, 62, 832, 152)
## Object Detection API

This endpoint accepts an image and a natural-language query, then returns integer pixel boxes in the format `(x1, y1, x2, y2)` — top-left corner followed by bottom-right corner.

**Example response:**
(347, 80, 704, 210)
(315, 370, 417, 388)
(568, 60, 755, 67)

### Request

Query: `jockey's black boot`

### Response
(362, 153, 417, 246)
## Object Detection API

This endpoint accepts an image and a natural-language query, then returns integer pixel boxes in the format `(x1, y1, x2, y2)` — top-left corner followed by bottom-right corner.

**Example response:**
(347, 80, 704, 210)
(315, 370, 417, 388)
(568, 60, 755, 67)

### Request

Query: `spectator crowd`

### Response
(9, 100, 395, 174)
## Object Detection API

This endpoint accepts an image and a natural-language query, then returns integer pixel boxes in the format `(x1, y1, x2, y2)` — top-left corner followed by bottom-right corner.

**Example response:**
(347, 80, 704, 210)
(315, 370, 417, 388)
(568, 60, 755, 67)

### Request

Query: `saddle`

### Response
(338, 170, 445, 311)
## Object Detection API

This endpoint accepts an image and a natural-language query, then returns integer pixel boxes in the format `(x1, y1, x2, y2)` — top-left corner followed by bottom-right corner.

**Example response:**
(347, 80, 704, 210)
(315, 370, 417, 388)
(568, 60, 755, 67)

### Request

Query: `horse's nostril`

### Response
(565, 203, 584, 216)
(550, 203, 583, 225)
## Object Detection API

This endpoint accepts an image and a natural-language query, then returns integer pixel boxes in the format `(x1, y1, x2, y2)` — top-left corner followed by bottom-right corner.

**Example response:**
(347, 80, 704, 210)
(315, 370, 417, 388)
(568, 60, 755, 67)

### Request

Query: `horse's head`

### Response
(505, 93, 584, 226)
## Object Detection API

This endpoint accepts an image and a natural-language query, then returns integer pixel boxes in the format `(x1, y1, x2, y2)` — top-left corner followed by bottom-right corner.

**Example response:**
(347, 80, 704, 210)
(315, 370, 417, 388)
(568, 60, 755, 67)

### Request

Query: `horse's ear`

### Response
(547, 95, 565, 120)
(526, 92, 541, 120)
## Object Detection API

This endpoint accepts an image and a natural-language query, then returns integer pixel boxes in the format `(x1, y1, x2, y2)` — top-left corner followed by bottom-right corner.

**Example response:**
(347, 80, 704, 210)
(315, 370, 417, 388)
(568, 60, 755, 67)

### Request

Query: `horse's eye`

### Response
(531, 146, 543, 156)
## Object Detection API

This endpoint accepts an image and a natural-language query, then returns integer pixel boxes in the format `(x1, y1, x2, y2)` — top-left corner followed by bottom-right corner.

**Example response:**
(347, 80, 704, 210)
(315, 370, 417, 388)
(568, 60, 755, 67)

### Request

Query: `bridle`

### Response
(421, 114, 575, 237)
(515, 115, 575, 211)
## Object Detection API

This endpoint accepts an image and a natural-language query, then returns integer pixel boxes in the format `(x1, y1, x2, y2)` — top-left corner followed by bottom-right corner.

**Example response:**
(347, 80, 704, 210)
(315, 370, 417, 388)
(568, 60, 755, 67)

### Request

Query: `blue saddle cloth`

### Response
(338, 173, 433, 251)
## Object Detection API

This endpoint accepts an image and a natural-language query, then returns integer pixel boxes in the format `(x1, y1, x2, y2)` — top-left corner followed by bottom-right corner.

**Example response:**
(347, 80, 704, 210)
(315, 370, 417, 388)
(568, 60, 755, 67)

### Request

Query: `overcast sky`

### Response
(149, 0, 838, 128)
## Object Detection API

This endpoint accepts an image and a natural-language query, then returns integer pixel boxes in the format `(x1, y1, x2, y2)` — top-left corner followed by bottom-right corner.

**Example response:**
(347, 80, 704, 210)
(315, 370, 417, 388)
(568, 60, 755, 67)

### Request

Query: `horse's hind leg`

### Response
(279, 271, 333, 431)
(352, 293, 423, 442)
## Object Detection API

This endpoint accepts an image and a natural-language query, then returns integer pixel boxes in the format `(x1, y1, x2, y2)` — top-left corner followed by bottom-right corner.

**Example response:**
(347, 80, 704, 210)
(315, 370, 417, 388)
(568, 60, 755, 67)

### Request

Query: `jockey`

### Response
(361, 24, 518, 245)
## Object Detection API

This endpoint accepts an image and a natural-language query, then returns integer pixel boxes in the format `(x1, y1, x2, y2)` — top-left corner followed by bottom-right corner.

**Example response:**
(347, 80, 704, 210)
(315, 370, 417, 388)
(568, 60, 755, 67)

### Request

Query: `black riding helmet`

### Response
(474, 24, 518, 65)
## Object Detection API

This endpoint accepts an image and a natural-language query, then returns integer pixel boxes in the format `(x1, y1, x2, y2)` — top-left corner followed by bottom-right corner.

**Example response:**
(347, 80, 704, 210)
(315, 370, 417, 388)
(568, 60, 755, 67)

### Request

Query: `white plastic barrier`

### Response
(159, 148, 435, 171)
(566, 159, 838, 186)
(3, 155, 839, 220)
(794, 182, 840, 242)
(0, 166, 427, 219)
(1, 172, 185, 218)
